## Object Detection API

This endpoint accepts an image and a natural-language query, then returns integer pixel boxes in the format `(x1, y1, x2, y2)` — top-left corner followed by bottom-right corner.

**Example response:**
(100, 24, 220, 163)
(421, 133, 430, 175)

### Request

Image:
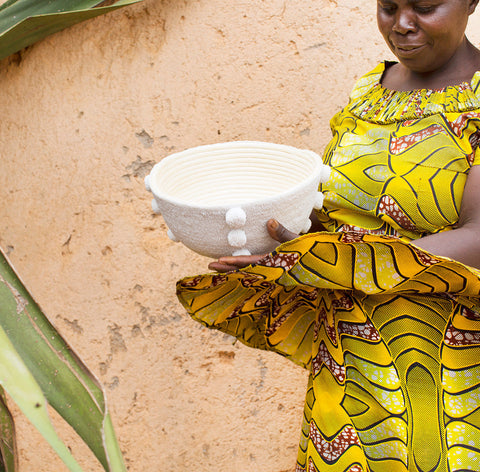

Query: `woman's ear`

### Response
(469, 0, 479, 15)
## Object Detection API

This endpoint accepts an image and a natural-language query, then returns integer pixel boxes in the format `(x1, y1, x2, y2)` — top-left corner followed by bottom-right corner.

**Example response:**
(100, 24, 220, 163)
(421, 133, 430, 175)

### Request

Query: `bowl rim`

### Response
(148, 140, 325, 210)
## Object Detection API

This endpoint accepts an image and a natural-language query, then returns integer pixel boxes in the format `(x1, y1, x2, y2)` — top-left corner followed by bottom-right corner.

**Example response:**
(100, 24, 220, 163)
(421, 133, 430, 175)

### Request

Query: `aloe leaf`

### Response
(0, 249, 126, 471)
(0, 0, 107, 21)
(0, 388, 16, 472)
(0, 0, 143, 61)
(0, 325, 84, 471)
(0, 1, 18, 14)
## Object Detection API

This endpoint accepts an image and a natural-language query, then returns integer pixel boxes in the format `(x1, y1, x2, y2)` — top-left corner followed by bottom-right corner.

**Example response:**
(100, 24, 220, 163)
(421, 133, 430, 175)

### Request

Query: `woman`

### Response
(177, 1, 480, 470)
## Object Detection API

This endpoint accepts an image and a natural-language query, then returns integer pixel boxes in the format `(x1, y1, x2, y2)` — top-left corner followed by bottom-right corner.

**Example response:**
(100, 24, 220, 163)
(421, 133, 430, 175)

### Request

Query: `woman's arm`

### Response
(412, 165, 480, 269)
(209, 165, 480, 273)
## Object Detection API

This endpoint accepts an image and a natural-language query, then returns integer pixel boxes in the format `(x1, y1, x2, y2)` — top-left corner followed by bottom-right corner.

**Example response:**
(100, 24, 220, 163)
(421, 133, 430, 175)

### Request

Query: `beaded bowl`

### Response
(144, 141, 330, 259)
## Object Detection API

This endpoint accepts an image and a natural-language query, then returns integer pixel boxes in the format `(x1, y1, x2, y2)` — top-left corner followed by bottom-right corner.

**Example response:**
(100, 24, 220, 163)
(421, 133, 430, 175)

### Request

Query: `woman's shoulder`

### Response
(345, 62, 480, 124)
(348, 62, 387, 102)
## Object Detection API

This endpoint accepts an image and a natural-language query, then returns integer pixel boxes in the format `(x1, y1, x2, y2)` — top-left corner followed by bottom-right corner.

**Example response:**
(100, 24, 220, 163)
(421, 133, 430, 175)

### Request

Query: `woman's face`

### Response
(377, 0, 478, 73)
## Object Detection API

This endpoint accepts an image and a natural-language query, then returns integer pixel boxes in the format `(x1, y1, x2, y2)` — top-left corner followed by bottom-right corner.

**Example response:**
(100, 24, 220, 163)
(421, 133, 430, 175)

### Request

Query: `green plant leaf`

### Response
(0, 0, 143, 61)
(0, 387, 17, 472)
(0, 324, 84, 472)
(0, 248, 126, 471)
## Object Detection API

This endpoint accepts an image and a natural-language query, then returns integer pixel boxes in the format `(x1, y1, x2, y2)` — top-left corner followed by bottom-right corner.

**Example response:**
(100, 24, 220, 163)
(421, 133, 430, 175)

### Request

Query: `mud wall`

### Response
(1, 1, 479, 470)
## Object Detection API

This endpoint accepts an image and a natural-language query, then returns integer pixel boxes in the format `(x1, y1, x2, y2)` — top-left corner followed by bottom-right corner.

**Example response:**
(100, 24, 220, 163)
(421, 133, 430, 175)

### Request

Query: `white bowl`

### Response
(145, 141, 330, 258)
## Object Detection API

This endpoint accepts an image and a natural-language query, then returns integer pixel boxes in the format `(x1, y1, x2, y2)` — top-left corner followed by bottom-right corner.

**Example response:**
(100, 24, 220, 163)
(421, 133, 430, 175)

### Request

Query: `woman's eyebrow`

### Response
(408, 0, 442, 4)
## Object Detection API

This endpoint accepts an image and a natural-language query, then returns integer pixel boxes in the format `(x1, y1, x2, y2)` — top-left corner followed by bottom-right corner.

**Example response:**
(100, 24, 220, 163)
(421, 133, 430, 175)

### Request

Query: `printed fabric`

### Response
(176, 62, 480, 472)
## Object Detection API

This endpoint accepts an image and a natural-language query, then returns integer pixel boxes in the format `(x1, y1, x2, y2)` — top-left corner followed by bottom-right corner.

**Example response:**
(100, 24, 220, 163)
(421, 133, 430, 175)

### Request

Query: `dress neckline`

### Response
(347, 62, 480, 124)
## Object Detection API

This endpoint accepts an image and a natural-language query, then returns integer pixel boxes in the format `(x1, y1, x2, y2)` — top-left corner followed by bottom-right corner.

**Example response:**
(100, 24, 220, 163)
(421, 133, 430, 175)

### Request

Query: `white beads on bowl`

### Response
(227, 229, 247, 248)
(166, 229, 179, 242)
(151, 198, 161, 214)
(225, 207, 247, 228)
(232, 248, 252, 257)
(225, 207, 250, 254)
(144, 175, 151, 192)
(301, 218, 312, 234)
(314, 192, 325, 210)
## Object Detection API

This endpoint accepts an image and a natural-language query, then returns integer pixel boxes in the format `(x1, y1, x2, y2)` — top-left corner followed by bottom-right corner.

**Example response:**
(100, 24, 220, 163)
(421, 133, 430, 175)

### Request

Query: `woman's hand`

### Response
(208, 219, 299, 272)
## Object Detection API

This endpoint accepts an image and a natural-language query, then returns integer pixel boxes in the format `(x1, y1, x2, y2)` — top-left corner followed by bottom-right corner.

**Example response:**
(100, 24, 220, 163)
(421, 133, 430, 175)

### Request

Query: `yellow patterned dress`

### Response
(176, 62, 480, 472)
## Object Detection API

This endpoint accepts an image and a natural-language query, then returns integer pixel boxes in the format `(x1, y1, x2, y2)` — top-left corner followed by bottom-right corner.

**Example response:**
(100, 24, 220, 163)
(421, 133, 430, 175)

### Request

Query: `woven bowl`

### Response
(145, 141, 330, 259)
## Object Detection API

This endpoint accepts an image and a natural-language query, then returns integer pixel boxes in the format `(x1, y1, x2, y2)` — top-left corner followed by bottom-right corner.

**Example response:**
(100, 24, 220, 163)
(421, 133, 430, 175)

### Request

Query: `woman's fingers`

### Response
(208, 254, 267, 272)
(207, 261, 239, 272)
(267, 219, 299, 243)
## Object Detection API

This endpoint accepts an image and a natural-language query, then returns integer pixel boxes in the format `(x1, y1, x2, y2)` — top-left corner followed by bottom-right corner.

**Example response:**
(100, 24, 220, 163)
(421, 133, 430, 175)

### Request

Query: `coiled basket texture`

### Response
(145, 141, 330, 259)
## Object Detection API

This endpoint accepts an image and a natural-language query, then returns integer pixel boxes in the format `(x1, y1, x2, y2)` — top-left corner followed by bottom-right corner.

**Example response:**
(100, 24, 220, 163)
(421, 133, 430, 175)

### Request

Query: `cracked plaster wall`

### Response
(0, 1, 479, 471)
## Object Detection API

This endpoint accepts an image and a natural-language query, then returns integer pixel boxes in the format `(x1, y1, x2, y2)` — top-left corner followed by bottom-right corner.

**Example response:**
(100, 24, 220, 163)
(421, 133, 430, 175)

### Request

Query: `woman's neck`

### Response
(381, 39, 480, 92)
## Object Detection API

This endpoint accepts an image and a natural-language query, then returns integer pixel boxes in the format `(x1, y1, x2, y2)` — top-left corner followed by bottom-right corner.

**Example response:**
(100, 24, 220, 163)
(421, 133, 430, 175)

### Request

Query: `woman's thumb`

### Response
(267, 219, 298, 243)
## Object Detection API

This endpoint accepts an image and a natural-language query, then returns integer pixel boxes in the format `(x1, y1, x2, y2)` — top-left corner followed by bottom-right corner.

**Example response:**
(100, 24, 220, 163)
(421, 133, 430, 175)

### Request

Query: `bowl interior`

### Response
(152, 144, 321, 207)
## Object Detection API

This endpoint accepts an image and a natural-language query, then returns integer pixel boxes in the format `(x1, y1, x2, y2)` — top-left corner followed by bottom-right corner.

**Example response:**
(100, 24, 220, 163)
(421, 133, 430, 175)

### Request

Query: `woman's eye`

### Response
(414, 5, 435, 13)
(379, 4, 396, 14)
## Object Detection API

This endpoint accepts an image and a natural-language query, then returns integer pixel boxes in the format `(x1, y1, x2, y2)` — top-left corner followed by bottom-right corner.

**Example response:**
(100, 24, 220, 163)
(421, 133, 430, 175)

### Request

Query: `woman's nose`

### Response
(392, 9, 416, 34)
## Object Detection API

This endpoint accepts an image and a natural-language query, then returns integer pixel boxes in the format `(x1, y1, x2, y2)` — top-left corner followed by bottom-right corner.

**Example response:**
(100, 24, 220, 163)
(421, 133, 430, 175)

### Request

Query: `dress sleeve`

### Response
(472, 129, 480, 166)
(474, 151, 480, 166)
